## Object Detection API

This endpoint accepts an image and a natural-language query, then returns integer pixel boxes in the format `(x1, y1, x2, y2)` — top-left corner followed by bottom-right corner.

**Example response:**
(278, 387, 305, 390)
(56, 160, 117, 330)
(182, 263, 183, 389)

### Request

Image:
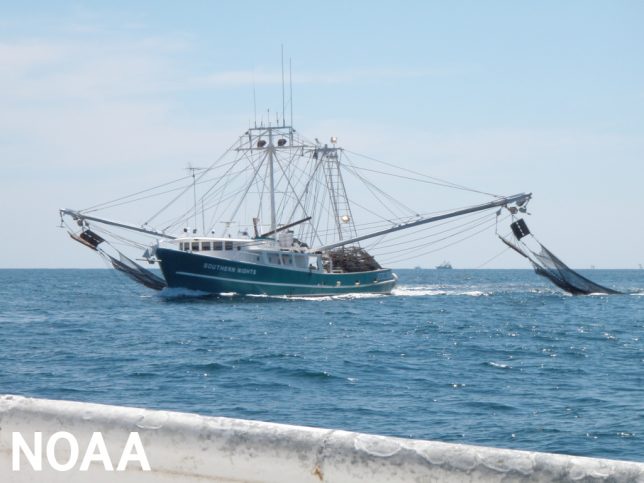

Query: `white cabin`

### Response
(164, 237, 322, 272)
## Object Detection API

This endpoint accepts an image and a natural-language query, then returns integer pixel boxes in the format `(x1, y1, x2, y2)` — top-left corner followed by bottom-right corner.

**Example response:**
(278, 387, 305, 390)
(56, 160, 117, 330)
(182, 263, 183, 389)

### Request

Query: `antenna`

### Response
(190, 165, 197, 232)
(289, 57, 293, 127)
(186, 165, 208, 234)
(187, 164, 199, 233)
(281, 44, 285, 127)
(252, 71, 257, 128)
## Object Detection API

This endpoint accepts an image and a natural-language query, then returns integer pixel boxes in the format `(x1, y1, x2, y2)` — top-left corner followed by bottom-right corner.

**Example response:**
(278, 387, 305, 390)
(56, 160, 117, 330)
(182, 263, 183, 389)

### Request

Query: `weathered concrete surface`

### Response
(0, 394, 642, 482)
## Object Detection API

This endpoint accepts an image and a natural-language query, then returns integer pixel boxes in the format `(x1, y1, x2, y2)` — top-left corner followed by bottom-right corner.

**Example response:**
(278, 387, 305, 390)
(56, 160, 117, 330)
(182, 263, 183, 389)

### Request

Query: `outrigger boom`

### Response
(312, 192, 532, 252)
(59, 209, 176, 240)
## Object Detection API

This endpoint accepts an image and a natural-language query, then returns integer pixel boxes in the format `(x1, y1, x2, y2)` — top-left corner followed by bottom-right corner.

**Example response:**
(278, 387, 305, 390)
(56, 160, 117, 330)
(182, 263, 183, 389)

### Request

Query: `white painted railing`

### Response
(1, 395, 642, 482)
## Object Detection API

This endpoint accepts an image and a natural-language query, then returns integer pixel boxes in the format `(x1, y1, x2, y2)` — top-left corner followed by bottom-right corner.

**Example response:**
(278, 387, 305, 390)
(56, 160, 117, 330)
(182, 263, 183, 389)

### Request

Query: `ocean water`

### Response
(0, 268, 642, 462)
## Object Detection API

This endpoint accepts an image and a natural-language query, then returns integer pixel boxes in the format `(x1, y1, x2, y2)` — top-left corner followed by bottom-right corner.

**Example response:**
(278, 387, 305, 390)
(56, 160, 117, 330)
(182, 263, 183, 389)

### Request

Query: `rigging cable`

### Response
(381, 214, 510, 264)
(344, 149, 500, 197)
(371, 211, 496, 252)
(144, 138, 239, 227)
(375, 212, 497, 258)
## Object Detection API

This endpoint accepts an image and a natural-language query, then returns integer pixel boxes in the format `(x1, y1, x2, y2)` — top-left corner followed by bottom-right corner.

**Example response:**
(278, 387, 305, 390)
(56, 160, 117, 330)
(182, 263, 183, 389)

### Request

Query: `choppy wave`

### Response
(485, 361, 512, 369)
(188, 362, 232, 372)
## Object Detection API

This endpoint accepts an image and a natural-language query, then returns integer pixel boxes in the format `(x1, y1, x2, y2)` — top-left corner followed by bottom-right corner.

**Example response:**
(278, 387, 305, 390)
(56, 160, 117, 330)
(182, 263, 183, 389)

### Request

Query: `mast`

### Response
(268, 127, 277, 238)
(321, 144, 356, 242)
(312, 192, 532, 252)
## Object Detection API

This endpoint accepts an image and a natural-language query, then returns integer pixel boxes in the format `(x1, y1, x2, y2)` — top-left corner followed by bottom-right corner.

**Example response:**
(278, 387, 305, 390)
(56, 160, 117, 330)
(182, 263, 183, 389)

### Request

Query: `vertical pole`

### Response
(202, 199, 206, 236)
(281, 45, 285, 127)
(268, 128, 277, 239)
(289, 57, 293, 128)
(253, 72, 257, 128)
(191, 168, 198, 233)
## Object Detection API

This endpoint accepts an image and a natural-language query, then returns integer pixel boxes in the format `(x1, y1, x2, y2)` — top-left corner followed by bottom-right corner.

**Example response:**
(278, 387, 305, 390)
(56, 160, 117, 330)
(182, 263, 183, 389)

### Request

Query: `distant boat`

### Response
(436, 261, 453, 270)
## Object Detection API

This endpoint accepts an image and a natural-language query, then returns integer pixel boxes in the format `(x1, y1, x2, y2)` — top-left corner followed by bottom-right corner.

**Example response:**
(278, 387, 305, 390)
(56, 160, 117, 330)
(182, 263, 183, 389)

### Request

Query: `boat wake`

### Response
(156, 285, 496, 302)
(392, 286, 490, 297)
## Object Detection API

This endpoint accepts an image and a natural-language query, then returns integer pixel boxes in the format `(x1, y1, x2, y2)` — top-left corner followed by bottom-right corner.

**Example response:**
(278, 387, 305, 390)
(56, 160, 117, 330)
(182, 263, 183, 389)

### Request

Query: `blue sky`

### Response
(1, 1, 642, 268)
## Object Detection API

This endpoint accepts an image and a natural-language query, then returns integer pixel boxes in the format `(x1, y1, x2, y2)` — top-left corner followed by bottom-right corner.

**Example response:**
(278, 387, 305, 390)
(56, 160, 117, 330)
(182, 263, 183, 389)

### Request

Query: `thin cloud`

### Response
(0, 37, 188, 102)
(0, 41, 64, 71)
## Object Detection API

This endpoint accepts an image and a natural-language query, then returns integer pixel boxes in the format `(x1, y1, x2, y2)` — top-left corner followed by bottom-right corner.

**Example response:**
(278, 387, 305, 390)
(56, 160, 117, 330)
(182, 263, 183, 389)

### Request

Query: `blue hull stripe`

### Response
(176, 271, 395, 290)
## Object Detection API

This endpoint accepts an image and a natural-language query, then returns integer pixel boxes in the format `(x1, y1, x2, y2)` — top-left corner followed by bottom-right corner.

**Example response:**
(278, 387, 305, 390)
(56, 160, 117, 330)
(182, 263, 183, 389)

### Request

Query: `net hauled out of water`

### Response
(69, 229, 167, 291)
(500, 219, 621, 295)
(104, 252, 167, 291)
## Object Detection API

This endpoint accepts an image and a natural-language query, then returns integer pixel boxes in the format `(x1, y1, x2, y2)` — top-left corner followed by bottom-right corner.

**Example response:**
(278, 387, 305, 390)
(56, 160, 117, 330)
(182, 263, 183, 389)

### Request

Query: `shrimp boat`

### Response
(69, 115, 619, 297)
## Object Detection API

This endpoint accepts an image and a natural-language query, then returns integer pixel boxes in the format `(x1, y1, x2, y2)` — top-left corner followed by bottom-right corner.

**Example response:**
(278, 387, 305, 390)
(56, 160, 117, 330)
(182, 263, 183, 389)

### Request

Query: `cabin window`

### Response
(202, 241, 211, 251)
(213, 241, 223, 250)
(225, 241, 233, 250)
(191, 242, 200, 251)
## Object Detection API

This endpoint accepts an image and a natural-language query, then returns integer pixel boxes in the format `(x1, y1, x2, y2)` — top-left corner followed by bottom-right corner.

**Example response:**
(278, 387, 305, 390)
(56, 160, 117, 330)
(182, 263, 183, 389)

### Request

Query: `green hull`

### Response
(156, 248, 396, 296)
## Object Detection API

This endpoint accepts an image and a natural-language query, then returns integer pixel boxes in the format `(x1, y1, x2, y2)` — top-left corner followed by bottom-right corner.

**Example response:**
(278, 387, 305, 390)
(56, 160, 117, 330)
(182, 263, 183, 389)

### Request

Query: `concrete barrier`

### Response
(0, 394, 642, 482)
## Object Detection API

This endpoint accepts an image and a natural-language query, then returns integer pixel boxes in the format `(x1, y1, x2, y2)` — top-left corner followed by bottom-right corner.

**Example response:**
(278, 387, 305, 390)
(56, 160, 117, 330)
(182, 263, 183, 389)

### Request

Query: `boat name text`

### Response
(203, 263, 256, 276)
